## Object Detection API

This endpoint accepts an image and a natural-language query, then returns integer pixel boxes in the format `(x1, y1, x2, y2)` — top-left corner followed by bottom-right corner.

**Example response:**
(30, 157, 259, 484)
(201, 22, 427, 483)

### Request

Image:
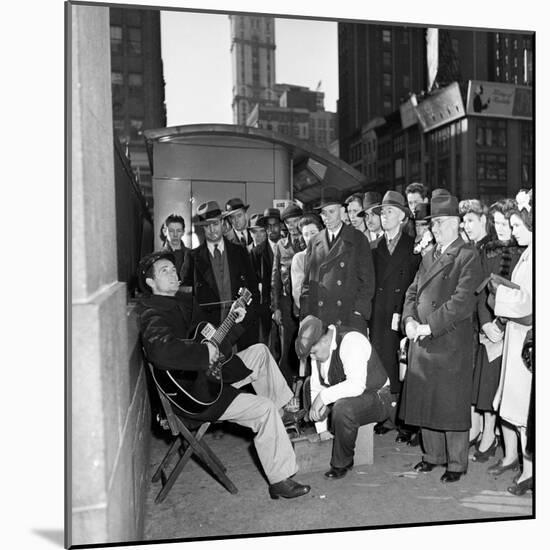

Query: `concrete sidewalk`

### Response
(143, 424, 533, 542)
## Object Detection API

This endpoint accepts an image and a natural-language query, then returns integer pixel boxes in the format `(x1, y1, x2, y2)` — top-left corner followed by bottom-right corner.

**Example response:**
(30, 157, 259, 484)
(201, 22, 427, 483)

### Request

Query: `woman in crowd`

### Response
(488, 207, 533, 495)
(471, 198, 523, 462)
(291, 214, 324, 314)
(459, 199, 493, 447)
(344, 193, 369, 238)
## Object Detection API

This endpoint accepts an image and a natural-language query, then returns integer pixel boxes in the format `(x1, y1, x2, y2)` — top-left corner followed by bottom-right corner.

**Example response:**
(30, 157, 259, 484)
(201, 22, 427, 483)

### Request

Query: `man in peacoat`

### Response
(300, 187, 375, 335)
(181, 201, 259, 351)
(400, 190, 482, 483)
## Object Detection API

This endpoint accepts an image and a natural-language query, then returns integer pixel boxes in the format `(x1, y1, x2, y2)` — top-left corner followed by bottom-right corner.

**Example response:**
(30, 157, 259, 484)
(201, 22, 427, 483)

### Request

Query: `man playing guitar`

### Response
(137, 250, 310, 500)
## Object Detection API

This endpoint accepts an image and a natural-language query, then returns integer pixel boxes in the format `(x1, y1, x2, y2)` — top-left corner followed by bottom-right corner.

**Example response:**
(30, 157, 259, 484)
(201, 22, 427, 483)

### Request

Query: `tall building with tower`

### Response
(229, 15, 278, 125)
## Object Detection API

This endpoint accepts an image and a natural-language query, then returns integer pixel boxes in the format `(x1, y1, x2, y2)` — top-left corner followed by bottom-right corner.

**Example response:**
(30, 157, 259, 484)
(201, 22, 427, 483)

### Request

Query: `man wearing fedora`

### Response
(295, 315, 394, 479)
(248, 213, 267, 251)
(271, 202, 306, 386)
(138, 250, 311, 500)
(223, 197, 253, 249)
(369, 190, 421, 444)
(300, 186, 375, 336)
(357, 191, 384, 246)
(400, 189, 483, 483)
(181, 201, 259, 352)
(251, 208, 282, 349)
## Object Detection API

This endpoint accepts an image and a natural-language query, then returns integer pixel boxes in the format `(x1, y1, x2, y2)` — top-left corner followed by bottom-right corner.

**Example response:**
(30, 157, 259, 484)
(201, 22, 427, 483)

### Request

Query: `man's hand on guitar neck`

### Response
(230, 303, 246, 324)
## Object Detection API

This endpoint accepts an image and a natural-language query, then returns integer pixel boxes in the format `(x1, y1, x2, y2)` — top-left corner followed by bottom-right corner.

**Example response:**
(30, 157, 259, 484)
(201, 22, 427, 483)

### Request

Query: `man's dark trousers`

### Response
(421, 428, 469, 472)
(330, 386, 394, 469)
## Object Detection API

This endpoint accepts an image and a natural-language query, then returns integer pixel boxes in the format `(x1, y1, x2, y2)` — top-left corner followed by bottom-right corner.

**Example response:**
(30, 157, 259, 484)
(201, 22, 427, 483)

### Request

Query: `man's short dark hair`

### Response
(164, 213, 185, 230)
(405, 182, 427, 198)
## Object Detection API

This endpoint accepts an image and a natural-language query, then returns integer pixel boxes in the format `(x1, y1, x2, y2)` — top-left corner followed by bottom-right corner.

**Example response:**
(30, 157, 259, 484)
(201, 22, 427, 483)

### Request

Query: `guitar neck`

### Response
(211, 298, 243, 346)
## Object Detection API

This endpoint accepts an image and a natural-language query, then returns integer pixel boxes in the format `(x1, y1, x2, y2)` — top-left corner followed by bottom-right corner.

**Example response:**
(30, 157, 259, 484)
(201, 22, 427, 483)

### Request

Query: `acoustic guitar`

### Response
(150, 288, 253, 416)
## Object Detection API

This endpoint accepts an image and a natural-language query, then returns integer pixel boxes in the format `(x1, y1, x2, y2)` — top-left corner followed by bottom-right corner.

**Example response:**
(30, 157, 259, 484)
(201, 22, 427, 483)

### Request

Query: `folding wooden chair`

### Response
(146, 361, 238, 504)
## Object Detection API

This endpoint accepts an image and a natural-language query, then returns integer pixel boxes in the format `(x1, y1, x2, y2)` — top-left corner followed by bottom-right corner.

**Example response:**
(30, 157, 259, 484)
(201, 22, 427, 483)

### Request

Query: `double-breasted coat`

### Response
(300, 224, 375, 333)
(180, 238, 259, 350)
(399, 237, 483, 431)
(370, 232, 421, 392)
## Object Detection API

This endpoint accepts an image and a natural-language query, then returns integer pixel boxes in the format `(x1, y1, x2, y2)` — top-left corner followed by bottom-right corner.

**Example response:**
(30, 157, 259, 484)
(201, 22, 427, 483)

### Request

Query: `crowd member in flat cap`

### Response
(369, 191, 421, 443)
(357, 191, 384, 246)
(295, 315, 394, 479)
(300, 186, 375, 336)
(251, 208, 282, 349)
(400, 189, 483, 483)
(271, 202, 306, 386)
(344, 193, 369, 239)
(181, 201, 259, 352)
(161, 213, 189, 276)
(138, 250, 310, 500)
(248, 213, 267, 251)
(223, 197, 253, 249)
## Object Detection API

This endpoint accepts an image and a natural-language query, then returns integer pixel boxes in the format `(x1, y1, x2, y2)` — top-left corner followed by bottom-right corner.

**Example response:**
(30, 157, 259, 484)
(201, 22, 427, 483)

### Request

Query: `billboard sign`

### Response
(415, 82, 466, 133)
(466, 80, 532, 120)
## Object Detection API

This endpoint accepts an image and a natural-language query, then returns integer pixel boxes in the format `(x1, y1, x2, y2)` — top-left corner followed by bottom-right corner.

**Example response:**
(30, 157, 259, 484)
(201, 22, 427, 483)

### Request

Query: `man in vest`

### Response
(295, 315, 395, 480)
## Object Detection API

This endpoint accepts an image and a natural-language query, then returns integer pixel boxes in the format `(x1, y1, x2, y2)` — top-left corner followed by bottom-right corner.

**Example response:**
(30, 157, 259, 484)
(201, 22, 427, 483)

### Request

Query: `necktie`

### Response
(433, 245, 442, 260)
(240, 233, 247, 246)
(213, 243, 222, 267)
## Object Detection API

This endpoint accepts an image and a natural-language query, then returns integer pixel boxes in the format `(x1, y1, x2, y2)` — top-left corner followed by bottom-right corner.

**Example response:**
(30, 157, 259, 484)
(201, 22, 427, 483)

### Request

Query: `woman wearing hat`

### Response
(344, 193, 369, 238)
(487, 207, 533, 495)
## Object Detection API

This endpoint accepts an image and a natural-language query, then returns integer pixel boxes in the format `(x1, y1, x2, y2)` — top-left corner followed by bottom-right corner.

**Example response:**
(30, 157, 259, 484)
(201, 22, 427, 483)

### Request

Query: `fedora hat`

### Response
(281, 202, 303, 221)
(372, 190, 410, 217)
(195, 201, 223, 225)
(315, 186, 342, 210)
(248, 213, 265, 229)
(222, 197, 250, 218)
(138, 250, 176, 293)
(358, 191, 382, 217)
(295, 315, 325, 360)
(426, 189, 460, 218)
(258, 207, 282, 226)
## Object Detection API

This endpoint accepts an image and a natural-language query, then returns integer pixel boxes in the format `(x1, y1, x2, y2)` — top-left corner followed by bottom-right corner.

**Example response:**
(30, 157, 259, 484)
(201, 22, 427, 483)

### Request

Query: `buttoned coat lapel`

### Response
(416, 237, 463, 296)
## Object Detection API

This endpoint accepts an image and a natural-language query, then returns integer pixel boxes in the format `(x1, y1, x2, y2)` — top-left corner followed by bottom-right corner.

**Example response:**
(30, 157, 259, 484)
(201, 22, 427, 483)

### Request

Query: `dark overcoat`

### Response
(251, 239, 275, 341)
(399, 237, 483, 431)
(300, 224, 375, 332)
(180, 238, 259, 350)
(137, 293, 251, 421)
(370, 232, 421, 392)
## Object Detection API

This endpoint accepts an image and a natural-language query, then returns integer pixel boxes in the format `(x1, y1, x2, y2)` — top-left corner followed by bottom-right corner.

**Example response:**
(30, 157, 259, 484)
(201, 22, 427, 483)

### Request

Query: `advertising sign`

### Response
(466, 80, 532, 120)
(415, 82, 466, 133)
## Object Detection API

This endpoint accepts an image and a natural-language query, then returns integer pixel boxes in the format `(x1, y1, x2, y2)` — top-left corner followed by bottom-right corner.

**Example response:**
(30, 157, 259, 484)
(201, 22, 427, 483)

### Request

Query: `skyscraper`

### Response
(109, 7, 167, 208)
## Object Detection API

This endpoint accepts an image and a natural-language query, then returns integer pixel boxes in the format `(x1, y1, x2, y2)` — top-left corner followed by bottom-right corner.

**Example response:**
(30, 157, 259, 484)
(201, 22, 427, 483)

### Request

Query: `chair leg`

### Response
(177, 421, 238, 495)
(152, 437, 181, 483)
(154, 435, 196, 504)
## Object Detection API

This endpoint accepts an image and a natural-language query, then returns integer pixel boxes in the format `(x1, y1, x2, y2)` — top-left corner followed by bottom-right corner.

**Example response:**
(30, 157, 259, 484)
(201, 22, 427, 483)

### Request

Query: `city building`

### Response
(109, 7, 167, 210)
(230, 16, 338, 152)
(337, 23, 533, 203)
(229, 14, 278, 125)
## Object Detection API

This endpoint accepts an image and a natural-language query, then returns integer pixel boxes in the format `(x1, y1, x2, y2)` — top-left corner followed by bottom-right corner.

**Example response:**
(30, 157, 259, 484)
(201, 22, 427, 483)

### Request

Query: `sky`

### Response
(160, 11, 338, 126)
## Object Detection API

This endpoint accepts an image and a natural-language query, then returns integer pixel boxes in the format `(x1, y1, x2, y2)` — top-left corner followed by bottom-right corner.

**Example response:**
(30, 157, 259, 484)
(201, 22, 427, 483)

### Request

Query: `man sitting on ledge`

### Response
(137, 250, 310, 500)
(296, 315, 395, 479)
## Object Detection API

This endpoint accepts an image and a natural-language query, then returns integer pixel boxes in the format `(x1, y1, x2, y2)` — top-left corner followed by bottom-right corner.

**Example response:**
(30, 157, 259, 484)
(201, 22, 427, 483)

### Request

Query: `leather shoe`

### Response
(395, 431, 412, 443)
(507, 477, 532, 496)
(471, 437, 498, 463)
(440, 471, 465, 483)
(374, 422, 392, 435)
(414, 460, 438, 473)
(324, 464, 353, 479)
(407, 431, 421, 447)
(282, 408, 306, 426)
(269, 478, 311, 499)
(487, 458, 519, 476)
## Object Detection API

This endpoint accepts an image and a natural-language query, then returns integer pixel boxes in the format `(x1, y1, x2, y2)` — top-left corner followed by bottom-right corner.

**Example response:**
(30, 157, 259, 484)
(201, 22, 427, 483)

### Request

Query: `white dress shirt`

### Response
(207, 238, 225, 257)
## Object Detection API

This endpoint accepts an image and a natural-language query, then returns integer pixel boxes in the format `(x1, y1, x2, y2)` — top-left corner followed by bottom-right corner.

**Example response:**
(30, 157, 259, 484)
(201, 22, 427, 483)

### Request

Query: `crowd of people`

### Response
(137, 182, 533, 499)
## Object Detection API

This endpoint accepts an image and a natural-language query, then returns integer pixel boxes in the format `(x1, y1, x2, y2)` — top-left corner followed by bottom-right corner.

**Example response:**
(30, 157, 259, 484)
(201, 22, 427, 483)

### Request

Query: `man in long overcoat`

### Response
(300, 186, 375, 335)
(400, 190, 482, 483)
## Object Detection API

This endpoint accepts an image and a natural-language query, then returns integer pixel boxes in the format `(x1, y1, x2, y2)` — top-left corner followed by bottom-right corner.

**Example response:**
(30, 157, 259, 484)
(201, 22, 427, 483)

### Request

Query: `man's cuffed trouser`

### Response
(330, 386, 393, 469)
(218, 344, 297, 484)
(421, 428, 469, 472)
